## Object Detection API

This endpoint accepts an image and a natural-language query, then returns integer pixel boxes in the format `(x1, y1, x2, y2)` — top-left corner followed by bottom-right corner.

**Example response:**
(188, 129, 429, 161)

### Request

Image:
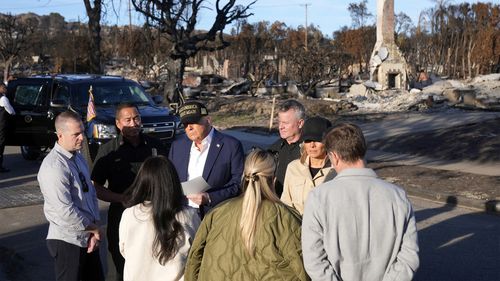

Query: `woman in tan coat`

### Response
(281, 117, 335, 215)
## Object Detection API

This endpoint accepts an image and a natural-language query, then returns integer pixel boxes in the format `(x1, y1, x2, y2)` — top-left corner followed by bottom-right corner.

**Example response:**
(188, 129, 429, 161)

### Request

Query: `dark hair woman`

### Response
(119, 156, 200, 281)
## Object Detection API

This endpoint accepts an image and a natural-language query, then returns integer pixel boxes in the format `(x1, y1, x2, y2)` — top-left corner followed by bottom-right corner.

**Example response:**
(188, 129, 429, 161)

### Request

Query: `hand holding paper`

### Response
(182, 177, 211, 208)
(187, 192, 210, 206)
(181, 176, 211, 195)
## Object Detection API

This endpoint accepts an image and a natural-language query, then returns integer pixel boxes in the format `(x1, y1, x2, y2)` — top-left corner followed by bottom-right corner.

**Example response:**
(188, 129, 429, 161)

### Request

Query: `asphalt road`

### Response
(1, 110, 500, 279)
(411, 197, 499, 281)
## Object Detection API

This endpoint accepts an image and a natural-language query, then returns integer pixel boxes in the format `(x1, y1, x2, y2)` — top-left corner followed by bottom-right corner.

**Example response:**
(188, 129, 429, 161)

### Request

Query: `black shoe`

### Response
(0, 167, 10, 173)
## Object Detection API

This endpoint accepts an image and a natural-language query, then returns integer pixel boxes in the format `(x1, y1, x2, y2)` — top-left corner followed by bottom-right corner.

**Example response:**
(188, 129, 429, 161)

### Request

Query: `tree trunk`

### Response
(453, 43, 458, 78)
(84, 0, 102, 74)
(3, 57, 13, 84)
(461, 32, 467, 79)
(467, 40, 476, 79)
(177, 57, 186, 94)
(243, 50, 251, 77)
(162, 58, 185, 105)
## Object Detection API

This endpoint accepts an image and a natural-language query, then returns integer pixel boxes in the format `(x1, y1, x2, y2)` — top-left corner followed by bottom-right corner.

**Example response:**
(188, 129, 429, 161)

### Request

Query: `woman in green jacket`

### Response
(185, 149, 309, 281)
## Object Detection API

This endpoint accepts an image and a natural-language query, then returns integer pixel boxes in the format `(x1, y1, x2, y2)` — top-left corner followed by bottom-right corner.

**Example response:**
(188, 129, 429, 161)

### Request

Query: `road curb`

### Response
(404, 186, 499, 215)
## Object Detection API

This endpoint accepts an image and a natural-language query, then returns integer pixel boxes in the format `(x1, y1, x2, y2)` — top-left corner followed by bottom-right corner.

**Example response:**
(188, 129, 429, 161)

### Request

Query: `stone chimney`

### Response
(369, 0, 408, 90)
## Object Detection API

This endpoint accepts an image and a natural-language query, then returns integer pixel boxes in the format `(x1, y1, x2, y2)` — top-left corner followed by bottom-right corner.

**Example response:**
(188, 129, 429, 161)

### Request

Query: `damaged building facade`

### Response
(369, 0, 408, 90)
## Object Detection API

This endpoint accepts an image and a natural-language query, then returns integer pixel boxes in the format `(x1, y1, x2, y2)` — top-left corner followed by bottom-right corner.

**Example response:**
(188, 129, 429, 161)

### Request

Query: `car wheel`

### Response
(20, 146, 42, 160)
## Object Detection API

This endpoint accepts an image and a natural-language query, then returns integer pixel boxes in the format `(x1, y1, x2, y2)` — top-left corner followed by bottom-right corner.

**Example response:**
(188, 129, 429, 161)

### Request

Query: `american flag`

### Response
(86, 86, 96, 122)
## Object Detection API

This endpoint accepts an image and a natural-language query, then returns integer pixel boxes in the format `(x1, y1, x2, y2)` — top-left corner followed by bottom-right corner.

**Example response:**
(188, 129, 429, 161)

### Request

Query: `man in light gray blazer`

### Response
(302, 123, 419, 281)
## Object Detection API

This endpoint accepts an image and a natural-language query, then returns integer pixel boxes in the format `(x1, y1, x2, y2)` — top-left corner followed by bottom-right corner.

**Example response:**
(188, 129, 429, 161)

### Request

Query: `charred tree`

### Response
(131, 0, 255, 103)
(83, 0, 102, 74)
(0, 14, 35, 82)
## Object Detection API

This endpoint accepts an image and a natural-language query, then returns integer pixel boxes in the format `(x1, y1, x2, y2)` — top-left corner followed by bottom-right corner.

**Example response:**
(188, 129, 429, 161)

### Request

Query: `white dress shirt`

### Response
(0, 95, 15, 115)
(186, 128, 214, 208)
(187, 127, 214, 181)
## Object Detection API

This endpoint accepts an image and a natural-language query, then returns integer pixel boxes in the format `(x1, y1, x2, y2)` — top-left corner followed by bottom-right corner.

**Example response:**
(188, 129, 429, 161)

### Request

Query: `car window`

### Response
(75, 83, 152, 106)
(53, 84, 71, 104)
(13, 84, 47, 106)
(129, 86, 150, 103)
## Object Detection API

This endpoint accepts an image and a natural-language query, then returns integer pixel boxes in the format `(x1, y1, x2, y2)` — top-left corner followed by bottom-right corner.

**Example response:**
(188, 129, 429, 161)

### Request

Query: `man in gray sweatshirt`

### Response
(302, 123, 419, 281)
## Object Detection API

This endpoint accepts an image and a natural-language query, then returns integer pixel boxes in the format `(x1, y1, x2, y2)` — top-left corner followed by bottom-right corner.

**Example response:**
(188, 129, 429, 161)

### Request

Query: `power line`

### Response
(252, 4, 301, 8)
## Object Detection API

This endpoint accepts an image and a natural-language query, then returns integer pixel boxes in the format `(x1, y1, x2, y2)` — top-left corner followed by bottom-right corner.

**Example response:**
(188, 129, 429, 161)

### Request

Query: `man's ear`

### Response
(298, 118, 305, 129)
(205, 116, 212, 126)
(329, 151, 340, 167)
(327, 151, 333, 165)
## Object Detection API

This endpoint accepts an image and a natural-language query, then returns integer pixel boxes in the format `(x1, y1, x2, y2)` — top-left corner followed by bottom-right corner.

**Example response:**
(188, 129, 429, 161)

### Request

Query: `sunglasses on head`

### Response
(78, 172, 89, 193)
(250, 146, 278, 162)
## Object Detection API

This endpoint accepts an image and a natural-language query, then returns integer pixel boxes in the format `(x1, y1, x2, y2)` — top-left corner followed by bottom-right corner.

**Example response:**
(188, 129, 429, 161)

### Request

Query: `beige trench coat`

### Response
(281, 156, 335, 215)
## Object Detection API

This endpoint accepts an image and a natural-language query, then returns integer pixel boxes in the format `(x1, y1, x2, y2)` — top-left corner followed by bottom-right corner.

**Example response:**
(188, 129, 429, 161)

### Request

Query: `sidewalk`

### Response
(0, 203, 116, 281)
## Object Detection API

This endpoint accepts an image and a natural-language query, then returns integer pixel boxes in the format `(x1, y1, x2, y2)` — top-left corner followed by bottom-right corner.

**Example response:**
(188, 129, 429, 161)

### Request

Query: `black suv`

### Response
(5, 74, 182, 161)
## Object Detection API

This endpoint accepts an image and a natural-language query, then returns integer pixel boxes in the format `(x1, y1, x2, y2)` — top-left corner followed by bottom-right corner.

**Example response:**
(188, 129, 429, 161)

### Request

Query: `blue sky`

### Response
(1, 0, 482, 36)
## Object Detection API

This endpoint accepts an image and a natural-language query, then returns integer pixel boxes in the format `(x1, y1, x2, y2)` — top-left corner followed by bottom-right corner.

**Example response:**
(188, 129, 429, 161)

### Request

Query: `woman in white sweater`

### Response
(119, 156, 200, 281)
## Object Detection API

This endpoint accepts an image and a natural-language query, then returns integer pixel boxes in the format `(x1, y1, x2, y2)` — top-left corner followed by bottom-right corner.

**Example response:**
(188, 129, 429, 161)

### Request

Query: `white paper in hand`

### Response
(181, 176, 211, 196)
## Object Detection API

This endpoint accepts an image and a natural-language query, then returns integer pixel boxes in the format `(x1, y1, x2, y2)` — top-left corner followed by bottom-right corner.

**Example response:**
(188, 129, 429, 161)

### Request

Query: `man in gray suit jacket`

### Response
(302, 123, 419, 281)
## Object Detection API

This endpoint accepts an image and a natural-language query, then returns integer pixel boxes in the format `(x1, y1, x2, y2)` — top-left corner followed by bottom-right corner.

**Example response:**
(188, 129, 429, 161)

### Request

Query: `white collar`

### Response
(192, 127, 215, 152)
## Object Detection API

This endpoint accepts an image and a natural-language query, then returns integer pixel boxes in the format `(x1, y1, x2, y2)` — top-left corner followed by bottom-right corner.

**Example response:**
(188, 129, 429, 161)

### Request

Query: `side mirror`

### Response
(152, 95, 164, 104)
(50, 99, 68, 108)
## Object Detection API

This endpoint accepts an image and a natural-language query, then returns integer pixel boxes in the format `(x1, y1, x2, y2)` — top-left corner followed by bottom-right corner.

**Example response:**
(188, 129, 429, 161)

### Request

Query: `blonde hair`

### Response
(299, 143, 307, 164)
(240, 149, 280, 256)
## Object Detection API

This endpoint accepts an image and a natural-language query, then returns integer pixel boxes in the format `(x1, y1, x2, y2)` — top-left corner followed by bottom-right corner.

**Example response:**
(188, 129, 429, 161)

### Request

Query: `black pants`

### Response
(0, 123, 5, 168)
(46, 239, 104, 281)
(107, 205, 125, 281)
(0, 140, 4, 168)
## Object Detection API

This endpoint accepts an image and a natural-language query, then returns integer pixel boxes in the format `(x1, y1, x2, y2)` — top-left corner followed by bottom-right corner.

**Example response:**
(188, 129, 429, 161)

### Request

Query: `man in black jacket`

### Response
(268, 100, 305, 197)
(0, 83, 15, 172)
(91, 103, 167, 280)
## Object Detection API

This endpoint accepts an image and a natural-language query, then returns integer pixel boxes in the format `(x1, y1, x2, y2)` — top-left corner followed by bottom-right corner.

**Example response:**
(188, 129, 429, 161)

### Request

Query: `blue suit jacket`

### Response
(168, 129, 244, 212)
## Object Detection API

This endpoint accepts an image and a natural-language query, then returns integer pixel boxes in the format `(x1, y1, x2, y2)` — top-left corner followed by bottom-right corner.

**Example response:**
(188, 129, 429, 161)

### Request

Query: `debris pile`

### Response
(340, 73, 500, 113)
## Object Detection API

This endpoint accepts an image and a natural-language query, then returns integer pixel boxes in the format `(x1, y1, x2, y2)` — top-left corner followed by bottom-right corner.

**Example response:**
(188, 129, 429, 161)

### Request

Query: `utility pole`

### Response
(128, 0, 133, 63)
(74, 16, 81, 72)
(128, 0, 132, 30)
(300, 3, 311, 51)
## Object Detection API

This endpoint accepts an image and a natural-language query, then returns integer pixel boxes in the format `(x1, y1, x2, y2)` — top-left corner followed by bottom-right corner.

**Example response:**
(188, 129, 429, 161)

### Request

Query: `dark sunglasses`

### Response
(248, 147, 278, 180)
(250, 146, 278, 163)
(78, 172, 89, 193)
(250, 146, 275, 155)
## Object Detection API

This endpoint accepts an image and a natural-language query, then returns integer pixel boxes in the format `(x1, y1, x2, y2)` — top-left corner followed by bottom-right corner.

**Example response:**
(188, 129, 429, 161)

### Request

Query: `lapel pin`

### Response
(216, 144, 220, 148)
